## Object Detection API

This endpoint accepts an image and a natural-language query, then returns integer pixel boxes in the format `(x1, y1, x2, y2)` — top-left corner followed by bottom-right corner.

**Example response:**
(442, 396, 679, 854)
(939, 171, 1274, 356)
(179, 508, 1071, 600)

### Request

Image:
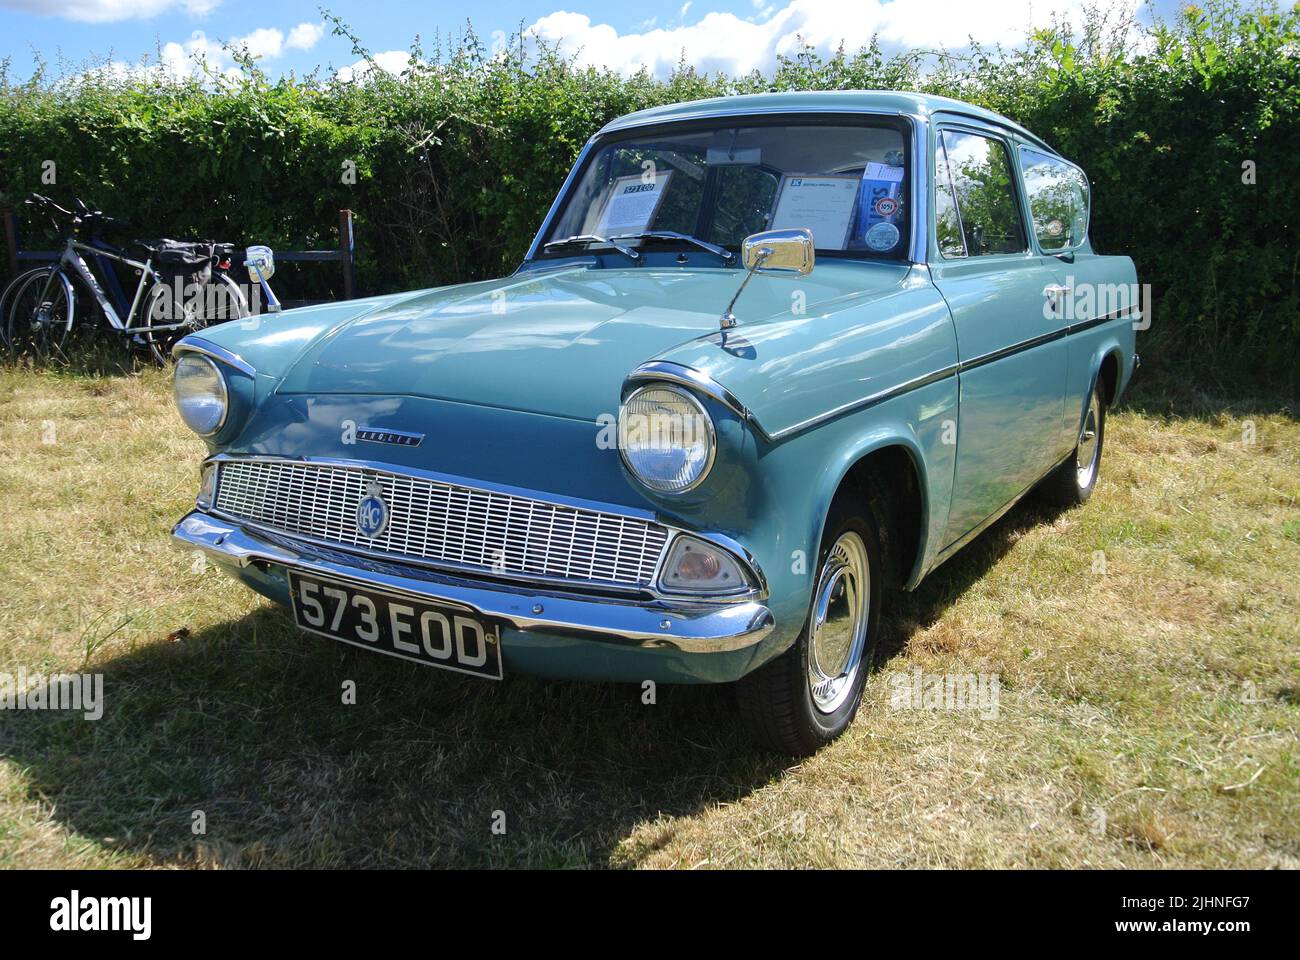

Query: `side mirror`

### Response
(244, 245, 276, 283)
(741, 228, 815, 275)
(720, 228, 816, 330)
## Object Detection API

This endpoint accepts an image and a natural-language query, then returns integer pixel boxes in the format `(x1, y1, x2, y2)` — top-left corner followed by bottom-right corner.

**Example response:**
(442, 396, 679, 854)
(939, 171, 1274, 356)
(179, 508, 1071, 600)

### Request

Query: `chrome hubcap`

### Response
(1076, 391, 1101, 489)
(807, 531, 871, 714)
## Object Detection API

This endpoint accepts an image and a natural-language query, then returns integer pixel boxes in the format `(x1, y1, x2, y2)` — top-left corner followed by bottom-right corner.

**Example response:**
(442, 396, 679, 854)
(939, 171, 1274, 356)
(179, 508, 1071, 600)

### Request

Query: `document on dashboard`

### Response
(595, 171, 674, 236)
(770, 174, 860, 250)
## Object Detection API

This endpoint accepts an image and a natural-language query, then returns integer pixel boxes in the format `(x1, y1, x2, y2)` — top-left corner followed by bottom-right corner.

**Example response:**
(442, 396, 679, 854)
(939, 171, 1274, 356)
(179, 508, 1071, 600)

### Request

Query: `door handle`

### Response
(1042, 284, 1070, 316)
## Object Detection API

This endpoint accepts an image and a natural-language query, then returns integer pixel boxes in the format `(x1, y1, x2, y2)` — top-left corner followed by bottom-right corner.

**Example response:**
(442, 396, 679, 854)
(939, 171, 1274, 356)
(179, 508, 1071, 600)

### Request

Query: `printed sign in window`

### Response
(595, 171, 674, 236)
(770, 175, 860, 250)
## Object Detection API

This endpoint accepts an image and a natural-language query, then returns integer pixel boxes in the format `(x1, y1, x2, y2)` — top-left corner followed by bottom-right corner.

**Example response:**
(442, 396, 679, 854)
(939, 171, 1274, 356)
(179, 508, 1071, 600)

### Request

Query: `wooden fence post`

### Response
(3, 209, 19, 282)
(338, 209, 356, 300)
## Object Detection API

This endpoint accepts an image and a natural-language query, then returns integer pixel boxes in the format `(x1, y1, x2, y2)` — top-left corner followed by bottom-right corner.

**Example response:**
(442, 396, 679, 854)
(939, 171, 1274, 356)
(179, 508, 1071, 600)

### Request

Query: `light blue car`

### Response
(171, 91, 1140, 754)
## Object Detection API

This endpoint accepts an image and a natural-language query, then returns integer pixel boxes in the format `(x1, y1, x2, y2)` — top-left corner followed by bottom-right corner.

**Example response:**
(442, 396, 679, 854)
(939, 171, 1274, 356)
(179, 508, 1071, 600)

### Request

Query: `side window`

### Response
(1019, 147, 1090, 251)
(935, 129, 1026, 258)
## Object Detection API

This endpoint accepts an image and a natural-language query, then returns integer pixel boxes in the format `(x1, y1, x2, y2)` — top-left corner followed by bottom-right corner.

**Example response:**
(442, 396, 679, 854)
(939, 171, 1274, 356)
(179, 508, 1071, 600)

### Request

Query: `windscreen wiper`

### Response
(610, 231, 734, 263)
(542, 234, 640, 261)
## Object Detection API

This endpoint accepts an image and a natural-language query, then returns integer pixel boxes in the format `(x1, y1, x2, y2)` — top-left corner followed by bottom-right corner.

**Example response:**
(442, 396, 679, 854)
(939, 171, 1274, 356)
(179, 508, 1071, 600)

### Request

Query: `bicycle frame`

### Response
(37, 238, 198, 336)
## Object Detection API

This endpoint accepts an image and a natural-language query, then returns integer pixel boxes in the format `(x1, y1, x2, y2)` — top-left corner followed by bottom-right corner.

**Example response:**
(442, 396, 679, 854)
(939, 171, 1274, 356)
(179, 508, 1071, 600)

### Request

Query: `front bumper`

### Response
(172, 511, 776, 683)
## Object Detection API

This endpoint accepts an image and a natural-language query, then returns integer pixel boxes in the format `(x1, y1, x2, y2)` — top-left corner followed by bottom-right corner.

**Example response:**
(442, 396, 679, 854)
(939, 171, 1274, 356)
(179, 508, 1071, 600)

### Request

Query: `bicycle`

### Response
(2, 194, 251, 364)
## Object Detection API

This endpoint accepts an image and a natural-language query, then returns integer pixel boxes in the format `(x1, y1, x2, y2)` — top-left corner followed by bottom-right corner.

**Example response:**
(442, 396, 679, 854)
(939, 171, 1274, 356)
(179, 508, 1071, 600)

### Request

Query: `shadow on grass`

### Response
(1, 602, 786, 868)
(1119, 368, 1298, 421)
(1, 495, 1053, 869)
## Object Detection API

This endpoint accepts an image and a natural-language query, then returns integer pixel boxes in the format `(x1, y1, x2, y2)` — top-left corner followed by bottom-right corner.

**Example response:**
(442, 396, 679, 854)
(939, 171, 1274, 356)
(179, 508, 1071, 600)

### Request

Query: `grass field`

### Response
(0, 355, 1296, 869)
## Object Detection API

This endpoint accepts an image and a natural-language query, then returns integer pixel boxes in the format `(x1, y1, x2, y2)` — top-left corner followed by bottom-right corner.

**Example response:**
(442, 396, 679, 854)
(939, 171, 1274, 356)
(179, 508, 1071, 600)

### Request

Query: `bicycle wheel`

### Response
(135, 272, 249, 365)
(0, 267, 51, 351)
(4, 266, 75, 359)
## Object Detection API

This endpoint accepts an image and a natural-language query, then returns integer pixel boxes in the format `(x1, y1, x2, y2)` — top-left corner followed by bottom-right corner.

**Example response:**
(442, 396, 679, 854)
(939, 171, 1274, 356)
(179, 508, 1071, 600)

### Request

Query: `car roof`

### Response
(598, 90, 1057, 154)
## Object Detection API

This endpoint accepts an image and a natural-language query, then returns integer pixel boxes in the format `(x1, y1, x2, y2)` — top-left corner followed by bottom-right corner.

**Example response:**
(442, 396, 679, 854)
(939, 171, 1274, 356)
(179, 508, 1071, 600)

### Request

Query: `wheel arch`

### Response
(1078, 343, 1126, 437)
(811, 428, 932, 594)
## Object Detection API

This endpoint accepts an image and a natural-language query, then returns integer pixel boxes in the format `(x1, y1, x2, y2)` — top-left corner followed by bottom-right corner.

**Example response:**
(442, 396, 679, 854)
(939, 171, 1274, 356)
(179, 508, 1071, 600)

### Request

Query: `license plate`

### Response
(288, 570, 502, 680)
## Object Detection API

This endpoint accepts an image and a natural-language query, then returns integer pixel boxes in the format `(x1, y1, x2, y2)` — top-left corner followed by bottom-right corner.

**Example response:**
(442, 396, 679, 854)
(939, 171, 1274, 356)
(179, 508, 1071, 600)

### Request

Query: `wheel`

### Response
(1038, 380, 1107, 507)
(0, 267, 51, 351)
(737, 505, 882, 755)
(4, 266, 74, 359)
(134, 272, 248, 364)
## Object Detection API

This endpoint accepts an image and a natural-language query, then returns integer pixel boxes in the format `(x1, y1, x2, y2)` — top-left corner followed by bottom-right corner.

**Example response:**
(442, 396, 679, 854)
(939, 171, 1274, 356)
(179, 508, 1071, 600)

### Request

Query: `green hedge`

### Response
(1, 2, 1296, 388)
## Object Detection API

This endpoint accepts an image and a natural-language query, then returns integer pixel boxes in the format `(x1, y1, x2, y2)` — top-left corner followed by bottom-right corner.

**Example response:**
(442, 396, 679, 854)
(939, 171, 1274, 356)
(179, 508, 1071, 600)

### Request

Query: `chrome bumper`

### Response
(172, 511, 774, 654)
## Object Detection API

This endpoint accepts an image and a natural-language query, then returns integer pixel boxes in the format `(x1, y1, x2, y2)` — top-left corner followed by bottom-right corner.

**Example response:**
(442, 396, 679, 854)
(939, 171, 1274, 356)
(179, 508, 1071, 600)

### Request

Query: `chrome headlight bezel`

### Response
(173, 353, 229, 437)
(656, 533, 758, 598)
(618, 383, 717, 494)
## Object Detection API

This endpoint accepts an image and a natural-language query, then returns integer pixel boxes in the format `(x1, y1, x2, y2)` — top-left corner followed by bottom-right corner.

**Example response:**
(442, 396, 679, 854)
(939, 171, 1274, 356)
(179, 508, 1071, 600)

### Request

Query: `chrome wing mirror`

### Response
(721, 228, 815, 330)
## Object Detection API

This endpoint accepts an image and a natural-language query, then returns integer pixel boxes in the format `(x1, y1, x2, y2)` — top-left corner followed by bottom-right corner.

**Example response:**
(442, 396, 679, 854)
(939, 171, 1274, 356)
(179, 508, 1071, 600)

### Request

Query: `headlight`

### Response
(173, 354, 229, 436)
(658, 535, 754, 595)
(618, 384, 715, 493)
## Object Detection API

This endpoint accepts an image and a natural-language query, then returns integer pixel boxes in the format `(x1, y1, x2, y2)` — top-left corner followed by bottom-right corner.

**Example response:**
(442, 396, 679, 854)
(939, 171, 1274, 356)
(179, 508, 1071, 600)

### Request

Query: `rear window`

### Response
(1019, 147, 1090, 251)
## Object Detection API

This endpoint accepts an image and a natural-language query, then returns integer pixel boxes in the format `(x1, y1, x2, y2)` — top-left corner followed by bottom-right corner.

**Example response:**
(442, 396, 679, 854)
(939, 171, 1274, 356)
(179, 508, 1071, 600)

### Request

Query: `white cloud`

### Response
(80, 21, 323, 84)
(0, 0, 219, 23)
(158, 29, 233, 77)
(335, 50, 414, 83)
(527, 0, 1140, 77)
(286, 22, 326, 52)
(235, 27, 285, 60)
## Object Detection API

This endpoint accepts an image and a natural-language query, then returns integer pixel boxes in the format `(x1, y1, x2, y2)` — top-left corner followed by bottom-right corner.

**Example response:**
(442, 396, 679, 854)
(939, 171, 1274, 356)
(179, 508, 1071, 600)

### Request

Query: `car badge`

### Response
(356, 427, 424, 447)
(356, 480, 389, 538)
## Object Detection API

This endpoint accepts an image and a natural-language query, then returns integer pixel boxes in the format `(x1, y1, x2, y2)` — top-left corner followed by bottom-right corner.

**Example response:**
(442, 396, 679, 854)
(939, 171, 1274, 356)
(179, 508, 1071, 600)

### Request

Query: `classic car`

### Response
(171, 91, 1139, 754)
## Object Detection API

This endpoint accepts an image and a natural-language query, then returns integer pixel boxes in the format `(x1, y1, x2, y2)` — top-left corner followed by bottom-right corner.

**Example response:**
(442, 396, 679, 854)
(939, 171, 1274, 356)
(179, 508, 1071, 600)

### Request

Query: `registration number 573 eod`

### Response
(289, 570, 503, 679)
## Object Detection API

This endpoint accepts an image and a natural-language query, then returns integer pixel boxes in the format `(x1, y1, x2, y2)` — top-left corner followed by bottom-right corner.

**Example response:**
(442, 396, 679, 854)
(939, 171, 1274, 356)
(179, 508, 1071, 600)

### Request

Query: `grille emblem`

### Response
(356, 481, 389, 538)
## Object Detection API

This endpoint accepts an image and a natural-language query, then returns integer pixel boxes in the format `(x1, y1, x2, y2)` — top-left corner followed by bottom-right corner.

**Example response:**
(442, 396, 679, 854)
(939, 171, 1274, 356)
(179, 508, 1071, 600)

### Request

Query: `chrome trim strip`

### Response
(173, 511, 774, 654)
(172, 336, 256, 378)
(957, 328, 1066, 373)
(768, 363, 961, 441)
(624, 360, 772, 441)
(745, 309, 1139, 442)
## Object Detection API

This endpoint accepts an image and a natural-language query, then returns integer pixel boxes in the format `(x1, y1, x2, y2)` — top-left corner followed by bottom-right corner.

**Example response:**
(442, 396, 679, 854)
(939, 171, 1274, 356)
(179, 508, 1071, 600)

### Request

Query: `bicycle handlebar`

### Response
(26, 192, 74, 218)
(26, 193, 132, 236)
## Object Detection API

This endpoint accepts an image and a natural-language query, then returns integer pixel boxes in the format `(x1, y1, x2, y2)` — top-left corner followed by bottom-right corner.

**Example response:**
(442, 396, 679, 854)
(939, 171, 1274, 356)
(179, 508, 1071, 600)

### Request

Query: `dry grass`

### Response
(0, 354, 1296, 869)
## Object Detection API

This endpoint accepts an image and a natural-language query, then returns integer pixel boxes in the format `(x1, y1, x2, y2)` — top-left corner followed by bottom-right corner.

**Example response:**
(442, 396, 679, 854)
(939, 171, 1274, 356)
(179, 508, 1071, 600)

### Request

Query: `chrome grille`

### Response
(213, 459, 671, 588)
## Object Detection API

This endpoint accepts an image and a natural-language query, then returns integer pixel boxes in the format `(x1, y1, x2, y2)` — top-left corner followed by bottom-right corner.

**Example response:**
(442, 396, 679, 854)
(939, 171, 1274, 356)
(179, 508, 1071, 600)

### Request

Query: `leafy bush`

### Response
(0, 1, 1295, 387)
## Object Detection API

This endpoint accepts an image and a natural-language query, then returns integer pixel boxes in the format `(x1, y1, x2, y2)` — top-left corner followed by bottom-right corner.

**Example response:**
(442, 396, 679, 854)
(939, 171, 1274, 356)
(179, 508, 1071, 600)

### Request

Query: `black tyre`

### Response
(737, 505, 882, 755)
(1038, 380, 1107, 507)
(4, 266, 74, 359)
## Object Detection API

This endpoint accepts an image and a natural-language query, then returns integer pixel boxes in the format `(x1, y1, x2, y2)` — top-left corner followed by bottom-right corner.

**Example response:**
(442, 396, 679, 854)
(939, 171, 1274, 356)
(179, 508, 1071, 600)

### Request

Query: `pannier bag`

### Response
(151, 239, 216, 287)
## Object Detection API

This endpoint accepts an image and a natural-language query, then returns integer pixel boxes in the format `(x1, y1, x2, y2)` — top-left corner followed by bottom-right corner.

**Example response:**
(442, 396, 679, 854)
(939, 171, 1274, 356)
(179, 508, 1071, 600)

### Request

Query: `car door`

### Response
(1018, 144, 1135, 452)
(928, 122, 1069, 545)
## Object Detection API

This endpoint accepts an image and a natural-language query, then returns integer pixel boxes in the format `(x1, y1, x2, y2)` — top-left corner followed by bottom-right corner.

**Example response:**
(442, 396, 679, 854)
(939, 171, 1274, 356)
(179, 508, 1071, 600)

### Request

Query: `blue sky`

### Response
(0, 0, 1183, 81)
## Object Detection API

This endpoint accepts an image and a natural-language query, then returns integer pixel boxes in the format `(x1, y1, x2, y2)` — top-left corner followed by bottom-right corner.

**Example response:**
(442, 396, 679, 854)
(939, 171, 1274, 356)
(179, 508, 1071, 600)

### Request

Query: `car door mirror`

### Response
(741, 228, 815, 275)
